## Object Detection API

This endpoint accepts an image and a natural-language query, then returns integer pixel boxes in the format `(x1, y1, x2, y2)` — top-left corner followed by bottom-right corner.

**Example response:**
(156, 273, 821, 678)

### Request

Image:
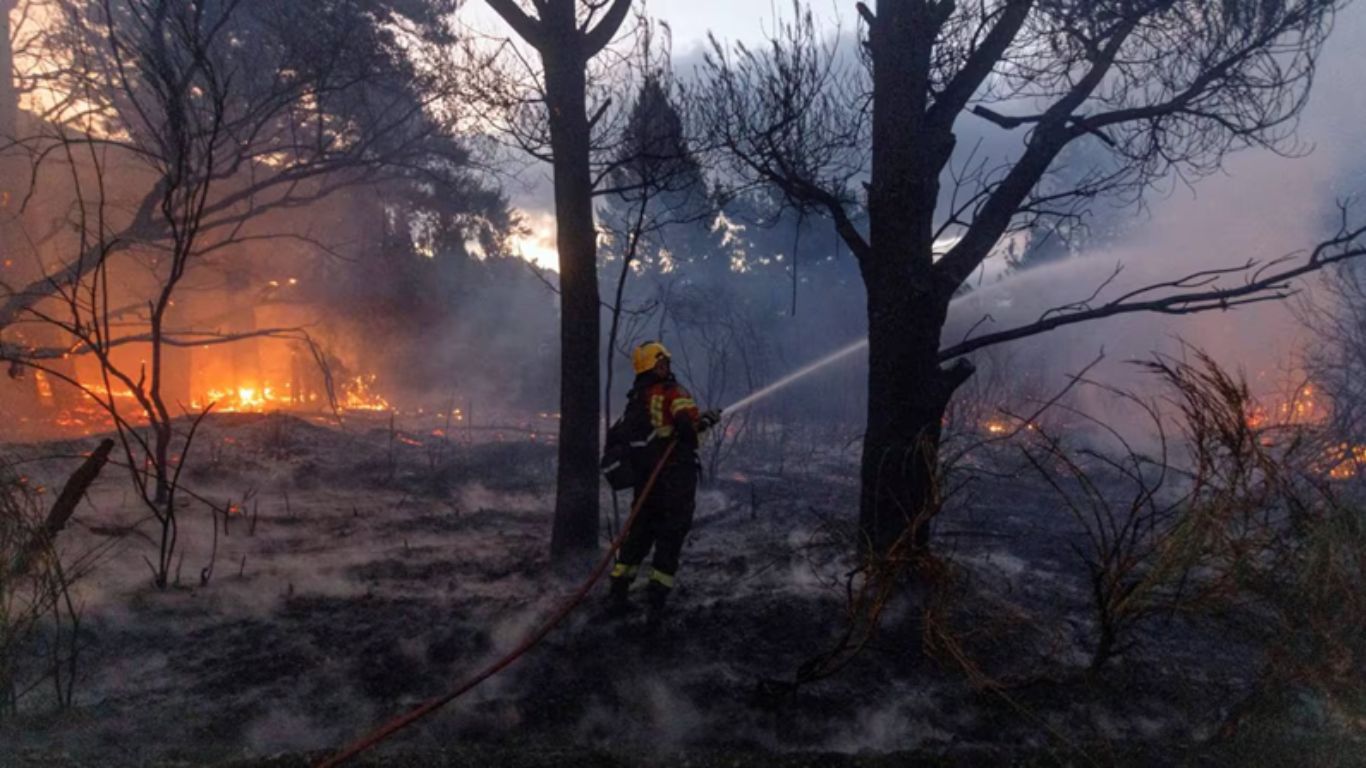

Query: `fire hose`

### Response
(314, 440, 678, 768)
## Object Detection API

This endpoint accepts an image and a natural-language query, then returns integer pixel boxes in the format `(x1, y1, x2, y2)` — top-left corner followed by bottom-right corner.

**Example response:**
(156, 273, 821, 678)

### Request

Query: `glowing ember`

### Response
(33, 370, 54, 400)
(1248, 384, 1323, 429)
(341, 375, 391, 412)
(32, 364, 398, 439)
(196, 384, 284, 412)
(976, 417, 1035, 435)
(1327, 443, 1366, 480)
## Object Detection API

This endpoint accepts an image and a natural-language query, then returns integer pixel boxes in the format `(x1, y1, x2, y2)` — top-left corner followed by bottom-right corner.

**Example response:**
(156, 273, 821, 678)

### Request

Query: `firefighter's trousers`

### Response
(614, 460, 697, 589)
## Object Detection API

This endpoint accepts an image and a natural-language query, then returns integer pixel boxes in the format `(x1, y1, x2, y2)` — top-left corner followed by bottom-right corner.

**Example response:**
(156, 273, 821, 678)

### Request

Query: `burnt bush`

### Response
(1022, 351, 1366, 744)
(0, 462, 85, 716)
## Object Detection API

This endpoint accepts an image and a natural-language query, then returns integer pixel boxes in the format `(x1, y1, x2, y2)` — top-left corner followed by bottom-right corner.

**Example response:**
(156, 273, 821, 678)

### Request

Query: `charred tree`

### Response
(857, 0, 977, 553)
(0, 0, 466, 332)
(1, 0, 481, 585)
(485, 0, 634, 561)
(0, 0, 18, 276)
(0, 0, 15, 141)
(698, 0, 1350, 557)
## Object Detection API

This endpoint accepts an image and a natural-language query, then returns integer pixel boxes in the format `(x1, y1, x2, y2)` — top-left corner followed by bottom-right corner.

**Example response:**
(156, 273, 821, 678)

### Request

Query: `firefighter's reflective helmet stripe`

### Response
(611, 563, 639, 580)
(632, 341, 671, 375)
(649, 568, 675, 589)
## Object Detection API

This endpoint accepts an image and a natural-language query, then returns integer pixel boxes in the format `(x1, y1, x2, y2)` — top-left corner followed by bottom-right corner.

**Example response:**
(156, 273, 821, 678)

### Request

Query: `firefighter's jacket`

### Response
(629, 372, 701, 465)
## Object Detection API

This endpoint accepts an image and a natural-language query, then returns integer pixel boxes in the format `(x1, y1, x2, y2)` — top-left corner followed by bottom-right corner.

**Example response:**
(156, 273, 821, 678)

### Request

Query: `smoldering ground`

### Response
(5, 185, 1365, 768)
(1, 403, 1332, 768)
(5, 166, 1365, 768)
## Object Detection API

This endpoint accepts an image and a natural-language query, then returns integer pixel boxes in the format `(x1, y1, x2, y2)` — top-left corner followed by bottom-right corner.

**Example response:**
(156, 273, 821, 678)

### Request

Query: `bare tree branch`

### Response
(485, 0, 546, 50)
(940, 231, 1366, 361)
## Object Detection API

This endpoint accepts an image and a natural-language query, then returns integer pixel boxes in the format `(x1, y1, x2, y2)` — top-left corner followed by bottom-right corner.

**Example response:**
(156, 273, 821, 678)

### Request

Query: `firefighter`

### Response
(607, 340, 719, 625)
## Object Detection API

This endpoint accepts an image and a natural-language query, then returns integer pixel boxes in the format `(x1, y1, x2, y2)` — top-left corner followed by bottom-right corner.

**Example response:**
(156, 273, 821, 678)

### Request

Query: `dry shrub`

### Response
(1020, 408, 1185, 671)
(1026, 349, 1364, 742)
(1147, 351, 1364, 739)
(773, 349, 1363, 760)
(0, 463, 84, 716)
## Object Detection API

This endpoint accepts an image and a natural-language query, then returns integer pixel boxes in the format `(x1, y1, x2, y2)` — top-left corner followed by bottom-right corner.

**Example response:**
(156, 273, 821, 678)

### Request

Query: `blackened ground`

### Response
(1, 415, 1360, 767)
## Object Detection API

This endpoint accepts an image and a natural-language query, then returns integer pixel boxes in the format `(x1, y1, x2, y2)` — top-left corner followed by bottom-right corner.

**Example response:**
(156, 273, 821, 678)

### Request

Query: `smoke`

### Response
(661, 5, 1366, 428)
(244, 706, 342, 754)
(948, 3, 1366, 404)
(639, 677, 705, 745)
(825, 697, 955, 753)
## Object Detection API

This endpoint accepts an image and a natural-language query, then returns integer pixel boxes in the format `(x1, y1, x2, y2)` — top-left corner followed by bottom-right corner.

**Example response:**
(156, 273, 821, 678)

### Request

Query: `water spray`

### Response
(722, 337, 869, 415)
(719, 272, 1009, 415)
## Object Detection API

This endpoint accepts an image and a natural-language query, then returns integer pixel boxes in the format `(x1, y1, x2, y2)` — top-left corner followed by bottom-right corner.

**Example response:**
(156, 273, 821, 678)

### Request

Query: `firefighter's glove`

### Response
(698, 409, 722, 433)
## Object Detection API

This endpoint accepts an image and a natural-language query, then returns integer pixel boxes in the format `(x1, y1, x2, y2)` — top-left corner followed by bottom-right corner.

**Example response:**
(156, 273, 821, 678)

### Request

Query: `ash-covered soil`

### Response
(1, 414, 1359, 767)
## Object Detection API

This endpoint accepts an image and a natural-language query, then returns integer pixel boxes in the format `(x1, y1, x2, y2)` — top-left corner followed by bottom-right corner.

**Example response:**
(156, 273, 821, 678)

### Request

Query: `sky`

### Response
(459, 0, 809, 51)
(633, 0, 786, 49)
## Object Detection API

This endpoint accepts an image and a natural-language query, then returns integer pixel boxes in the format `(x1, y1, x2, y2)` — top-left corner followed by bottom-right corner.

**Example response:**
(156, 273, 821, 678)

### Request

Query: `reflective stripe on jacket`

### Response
(643, 380, 699, 440)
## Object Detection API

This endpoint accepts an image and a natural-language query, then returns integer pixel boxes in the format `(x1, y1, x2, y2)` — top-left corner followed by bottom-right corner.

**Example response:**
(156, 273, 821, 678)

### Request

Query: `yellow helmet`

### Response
(632, 341, 671, 375)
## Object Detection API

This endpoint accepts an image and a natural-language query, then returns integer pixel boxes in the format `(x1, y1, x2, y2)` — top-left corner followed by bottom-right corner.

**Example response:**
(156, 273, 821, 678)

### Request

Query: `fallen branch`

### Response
(9, 439, 115, 579)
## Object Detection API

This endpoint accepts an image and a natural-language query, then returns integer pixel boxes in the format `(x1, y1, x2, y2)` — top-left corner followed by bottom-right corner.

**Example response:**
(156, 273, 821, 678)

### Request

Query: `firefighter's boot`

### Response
(644, 581, 670, 631)
(605, 576, 633, 619)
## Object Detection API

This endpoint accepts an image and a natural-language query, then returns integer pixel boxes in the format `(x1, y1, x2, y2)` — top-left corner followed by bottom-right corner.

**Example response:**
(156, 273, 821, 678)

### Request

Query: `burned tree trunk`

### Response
(695, 0, 1345, 559)
(0, 0, 15, 141)
(856, 2, 966, 556)
(0, 0, 19, 275)
(544, 43, 601, 559)
(858, 299, 970, 554)
(485, 0, 634, 562)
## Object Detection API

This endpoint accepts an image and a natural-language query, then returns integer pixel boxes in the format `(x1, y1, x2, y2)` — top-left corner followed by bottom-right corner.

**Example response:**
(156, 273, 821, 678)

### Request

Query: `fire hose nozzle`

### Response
(699, 408, 722, 432)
